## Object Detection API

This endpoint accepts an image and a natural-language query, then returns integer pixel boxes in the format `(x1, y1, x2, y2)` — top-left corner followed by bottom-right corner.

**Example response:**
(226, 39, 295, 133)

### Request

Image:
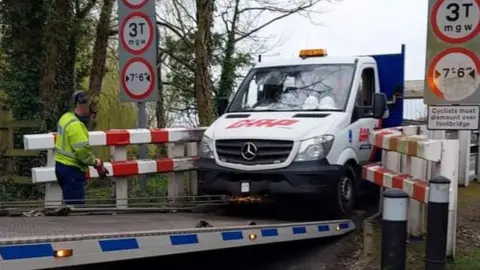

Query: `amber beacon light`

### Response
(299, 49, 328, 58)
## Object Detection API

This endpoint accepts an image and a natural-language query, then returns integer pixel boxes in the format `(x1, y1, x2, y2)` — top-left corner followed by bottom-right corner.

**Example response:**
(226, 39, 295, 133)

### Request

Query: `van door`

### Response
(350, 65, 379, 162)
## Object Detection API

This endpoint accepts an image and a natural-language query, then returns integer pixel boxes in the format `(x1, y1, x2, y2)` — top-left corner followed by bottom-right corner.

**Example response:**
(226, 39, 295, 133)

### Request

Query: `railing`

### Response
(361, 125, 459, 257)
(23, 128, 206, 208)
(0, 107, 45, 182)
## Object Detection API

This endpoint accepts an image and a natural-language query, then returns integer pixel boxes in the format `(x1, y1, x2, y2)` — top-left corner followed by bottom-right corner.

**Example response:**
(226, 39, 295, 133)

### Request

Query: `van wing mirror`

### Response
(372, 93, 388, 119)
(216, 98, 229, 116)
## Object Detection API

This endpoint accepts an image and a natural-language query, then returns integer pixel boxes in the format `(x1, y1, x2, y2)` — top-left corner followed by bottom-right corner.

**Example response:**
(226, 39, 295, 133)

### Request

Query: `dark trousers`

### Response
(55, 162, 86, 205)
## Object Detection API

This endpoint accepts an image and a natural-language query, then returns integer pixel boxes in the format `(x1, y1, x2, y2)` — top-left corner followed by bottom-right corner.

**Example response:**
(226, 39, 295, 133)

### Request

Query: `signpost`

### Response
(118, 0, 158, 190)
(424, 0, 480, 256)
(118, 0, 158, 103)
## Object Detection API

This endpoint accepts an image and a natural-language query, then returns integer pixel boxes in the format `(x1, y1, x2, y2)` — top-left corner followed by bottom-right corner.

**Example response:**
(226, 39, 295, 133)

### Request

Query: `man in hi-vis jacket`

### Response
(54, 91, 109, 205)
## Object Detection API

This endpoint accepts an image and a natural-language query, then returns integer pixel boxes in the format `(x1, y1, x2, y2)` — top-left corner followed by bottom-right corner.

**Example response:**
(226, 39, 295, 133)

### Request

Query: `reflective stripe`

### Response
(61, 118, 80, 151)
(55, 148, 76, 158)
(81, 155, 95, 165)
(72, 141, 89, 149)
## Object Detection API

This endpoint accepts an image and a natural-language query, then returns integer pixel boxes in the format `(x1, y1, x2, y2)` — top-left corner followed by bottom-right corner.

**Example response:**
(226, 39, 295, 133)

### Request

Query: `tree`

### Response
(87, 0, 115, 129)
(216, 0, 324, 99)
(156, 0, 327, 126)
(39, 0, 98, 130)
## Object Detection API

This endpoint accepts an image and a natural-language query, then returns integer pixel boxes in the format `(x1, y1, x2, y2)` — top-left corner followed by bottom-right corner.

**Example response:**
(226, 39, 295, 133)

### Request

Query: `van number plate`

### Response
(241, 182, 250, 193)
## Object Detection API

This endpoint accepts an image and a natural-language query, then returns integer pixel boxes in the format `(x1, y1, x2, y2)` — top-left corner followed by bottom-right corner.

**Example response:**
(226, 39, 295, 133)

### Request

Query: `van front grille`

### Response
(215, 139, 293, 165)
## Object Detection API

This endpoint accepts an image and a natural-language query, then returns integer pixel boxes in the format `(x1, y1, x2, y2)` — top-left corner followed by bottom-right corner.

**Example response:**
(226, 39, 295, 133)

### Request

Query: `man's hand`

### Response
(94, 158, 109, 178)
(94, 158, 103, 168)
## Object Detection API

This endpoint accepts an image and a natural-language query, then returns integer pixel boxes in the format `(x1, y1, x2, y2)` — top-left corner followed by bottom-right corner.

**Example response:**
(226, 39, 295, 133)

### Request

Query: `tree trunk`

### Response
(39, 0, 70, 128)
(194, 0, 215, 126)
(217, 0, 240, 99)
(87, 0, 115, 130)
(217, 35, 237, 99)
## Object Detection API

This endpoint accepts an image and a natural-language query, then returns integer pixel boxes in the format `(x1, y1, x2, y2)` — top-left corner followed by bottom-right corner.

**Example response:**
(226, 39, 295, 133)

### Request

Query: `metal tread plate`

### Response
(0, 213, 279, 243)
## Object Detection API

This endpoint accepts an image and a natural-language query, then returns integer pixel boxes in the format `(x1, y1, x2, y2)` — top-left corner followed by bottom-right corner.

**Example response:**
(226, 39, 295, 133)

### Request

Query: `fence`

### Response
(0, 107, 45, 182)
(23, 128, 206, 207)
(362, 125, 459, 257)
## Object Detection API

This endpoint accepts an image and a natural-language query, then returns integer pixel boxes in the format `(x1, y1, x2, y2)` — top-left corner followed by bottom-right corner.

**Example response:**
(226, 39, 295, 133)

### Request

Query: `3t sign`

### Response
(120, 12, 154, 55)
(432, 0, 480, 43)
(129, 21, 146, 37)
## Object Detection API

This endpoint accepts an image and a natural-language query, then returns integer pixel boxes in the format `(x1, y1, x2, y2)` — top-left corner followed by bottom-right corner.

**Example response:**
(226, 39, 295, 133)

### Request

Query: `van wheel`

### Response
(328, 163, 357, 218)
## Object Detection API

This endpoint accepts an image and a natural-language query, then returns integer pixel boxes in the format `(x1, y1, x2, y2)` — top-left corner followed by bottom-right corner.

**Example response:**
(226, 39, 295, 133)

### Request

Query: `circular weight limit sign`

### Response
(121, 57, 155, 100)
(120, 12, 154, 55)
(431, 0, 480, 43)
(122, 0, 148, 9)
(427, 47, 480, 101)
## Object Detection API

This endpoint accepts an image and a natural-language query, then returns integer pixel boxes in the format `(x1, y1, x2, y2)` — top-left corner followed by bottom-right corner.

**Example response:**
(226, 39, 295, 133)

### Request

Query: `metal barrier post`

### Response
(425, 176, 451, 270)
(381, 188, 408, 270)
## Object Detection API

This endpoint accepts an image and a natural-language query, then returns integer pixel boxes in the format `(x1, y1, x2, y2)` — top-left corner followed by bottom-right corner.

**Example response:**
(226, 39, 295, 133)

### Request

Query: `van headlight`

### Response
(294, 135, 334, 161)
(200, 135, 215, 159)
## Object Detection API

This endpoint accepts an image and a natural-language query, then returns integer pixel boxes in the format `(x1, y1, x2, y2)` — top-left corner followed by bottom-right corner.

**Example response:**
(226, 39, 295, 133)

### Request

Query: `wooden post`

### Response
(0, 108, 14, 176)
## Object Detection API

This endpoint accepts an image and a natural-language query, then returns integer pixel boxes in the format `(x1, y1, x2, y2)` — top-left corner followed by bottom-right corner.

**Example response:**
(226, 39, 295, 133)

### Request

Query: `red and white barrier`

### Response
(23, 128, 205, 209)
(23, 128, 206, 150)
(32, 157, 199, 183)
(362, 163, 428, 203)
(362, 125, 458, 257)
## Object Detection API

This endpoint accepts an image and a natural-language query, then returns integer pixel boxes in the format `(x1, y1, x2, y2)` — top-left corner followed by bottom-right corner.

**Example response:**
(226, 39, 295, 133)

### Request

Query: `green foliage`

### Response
(80, 59, 138, 160)
(0, 0, 47, 120)
(0, 180, 44, 201)
(164, 32, 254, 123)
(164, 35, 197, 117)
(0, 0, 50, 182)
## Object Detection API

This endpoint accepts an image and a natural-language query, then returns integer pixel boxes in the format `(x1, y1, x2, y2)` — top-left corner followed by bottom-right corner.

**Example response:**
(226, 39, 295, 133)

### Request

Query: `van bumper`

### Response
(198, 158, 343, 197)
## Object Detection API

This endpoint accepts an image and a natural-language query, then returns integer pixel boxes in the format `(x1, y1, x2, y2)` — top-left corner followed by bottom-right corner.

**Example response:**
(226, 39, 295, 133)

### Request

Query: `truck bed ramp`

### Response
(0, 213, 355, 270)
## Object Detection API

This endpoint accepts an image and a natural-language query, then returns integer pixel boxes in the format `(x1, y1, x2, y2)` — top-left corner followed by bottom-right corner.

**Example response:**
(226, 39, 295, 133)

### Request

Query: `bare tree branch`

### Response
(234, 0, 323, 42)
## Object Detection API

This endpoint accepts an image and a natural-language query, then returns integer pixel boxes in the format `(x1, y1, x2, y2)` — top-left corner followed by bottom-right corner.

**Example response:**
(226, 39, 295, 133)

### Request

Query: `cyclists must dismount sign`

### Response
(424, 0, 480, 105)
(118, 0, 158, 103)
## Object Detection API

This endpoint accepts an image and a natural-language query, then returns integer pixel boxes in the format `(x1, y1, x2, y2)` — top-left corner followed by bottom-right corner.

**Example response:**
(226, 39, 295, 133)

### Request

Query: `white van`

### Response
(198, 47, 405, 216)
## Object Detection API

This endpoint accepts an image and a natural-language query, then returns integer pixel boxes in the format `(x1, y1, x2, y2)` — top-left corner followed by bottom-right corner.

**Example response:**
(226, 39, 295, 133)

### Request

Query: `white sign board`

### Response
(424, 0, 480, 105)
(427, 105, 480, 130)
(118, 0, 158, 103)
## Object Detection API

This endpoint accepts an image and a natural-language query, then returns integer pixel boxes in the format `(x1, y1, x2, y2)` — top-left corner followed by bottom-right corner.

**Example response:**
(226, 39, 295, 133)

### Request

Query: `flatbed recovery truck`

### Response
(0, 213, 354, 270)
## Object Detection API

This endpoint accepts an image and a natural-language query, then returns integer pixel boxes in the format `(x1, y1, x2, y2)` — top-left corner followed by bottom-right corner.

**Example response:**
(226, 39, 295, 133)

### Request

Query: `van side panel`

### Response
(370, 44, 405, 128)
(336, 148, 359, 166)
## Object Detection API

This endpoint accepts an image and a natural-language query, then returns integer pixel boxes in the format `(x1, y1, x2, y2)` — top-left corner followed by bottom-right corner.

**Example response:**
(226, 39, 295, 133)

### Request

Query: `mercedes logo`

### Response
(241, 142, 258, 161)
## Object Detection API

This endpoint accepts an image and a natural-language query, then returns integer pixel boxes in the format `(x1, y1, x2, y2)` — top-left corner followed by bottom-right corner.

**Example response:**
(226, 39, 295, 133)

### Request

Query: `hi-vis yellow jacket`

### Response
(54, 112, 96, 171)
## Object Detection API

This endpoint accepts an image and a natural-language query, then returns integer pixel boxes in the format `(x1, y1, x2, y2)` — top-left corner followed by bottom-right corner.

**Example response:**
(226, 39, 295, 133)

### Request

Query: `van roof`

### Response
(254, 55, 375, 69)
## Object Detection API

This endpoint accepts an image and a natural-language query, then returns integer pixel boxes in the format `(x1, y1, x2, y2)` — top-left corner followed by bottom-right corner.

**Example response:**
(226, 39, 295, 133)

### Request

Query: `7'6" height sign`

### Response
(118, 0, 158, 102)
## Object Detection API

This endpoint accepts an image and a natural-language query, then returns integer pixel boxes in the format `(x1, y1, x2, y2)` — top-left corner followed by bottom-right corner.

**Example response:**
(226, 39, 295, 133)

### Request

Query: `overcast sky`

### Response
(258, 0, 429, 80)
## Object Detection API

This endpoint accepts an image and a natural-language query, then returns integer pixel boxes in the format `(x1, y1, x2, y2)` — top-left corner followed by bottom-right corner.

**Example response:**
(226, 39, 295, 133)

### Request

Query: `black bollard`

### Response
(381, 188, 408, 270)
(425, 176, 451, 270)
